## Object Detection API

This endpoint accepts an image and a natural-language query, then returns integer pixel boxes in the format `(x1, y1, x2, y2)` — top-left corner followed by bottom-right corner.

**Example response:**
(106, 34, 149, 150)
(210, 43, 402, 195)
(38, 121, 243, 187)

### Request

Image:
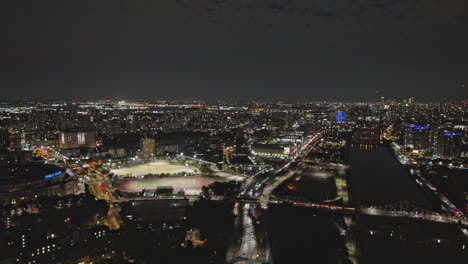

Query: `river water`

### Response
(348, 145, 431, 208)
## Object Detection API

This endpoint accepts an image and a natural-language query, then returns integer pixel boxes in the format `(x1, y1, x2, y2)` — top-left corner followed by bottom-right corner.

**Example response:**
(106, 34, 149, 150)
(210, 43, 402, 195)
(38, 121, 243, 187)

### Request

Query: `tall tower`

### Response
(435, 130, 463, 159)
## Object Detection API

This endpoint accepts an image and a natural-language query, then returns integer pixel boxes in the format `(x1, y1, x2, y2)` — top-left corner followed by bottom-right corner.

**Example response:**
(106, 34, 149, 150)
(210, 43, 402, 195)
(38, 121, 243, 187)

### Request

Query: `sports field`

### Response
(115, 176, 215, 195)
(111, 160, 195, 176)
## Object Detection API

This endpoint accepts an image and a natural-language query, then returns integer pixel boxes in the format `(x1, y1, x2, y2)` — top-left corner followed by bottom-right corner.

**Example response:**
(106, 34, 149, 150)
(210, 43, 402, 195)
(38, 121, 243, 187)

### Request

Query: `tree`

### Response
(207, 181, 241, 198)
(198, 164, 214, 175)
(200, 186, 211, 200)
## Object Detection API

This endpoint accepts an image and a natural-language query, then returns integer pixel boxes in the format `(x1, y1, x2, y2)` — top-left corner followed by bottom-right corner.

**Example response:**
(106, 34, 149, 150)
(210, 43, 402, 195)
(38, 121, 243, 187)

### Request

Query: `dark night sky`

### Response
(1, 0, 467, 101)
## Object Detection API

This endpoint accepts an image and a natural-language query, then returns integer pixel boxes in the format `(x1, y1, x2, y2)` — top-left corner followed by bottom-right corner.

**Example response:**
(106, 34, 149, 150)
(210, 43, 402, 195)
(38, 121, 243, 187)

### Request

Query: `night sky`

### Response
(1, 0, 467, 101)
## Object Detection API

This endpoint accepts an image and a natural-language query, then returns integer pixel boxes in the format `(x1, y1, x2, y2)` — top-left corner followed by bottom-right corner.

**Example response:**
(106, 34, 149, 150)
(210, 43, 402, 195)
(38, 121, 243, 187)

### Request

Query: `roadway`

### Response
(231, 133, 322, 263)
(238, 203, 258, 262)
(112, 195, 225, 203)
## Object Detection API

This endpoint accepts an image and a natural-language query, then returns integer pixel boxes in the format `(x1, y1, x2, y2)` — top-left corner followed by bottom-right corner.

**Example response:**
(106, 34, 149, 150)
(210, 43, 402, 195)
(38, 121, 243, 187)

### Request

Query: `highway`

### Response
(238, 203, 258, 261)
(231, 133, 322, 263)
(112, 195, 226, 203)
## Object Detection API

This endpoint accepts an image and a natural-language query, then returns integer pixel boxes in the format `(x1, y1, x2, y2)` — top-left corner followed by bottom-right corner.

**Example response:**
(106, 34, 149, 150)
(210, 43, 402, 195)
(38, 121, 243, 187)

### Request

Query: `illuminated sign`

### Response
(44, 171, 62, 179)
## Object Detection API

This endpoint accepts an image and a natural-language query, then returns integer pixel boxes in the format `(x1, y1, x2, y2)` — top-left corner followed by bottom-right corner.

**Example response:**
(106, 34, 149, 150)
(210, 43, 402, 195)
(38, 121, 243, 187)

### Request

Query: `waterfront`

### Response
(347, 144, 467, 264)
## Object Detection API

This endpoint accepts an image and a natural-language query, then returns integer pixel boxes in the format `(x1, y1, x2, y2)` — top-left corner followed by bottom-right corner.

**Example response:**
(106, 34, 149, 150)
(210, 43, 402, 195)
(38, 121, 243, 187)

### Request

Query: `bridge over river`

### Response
(230, 143, 468, 264)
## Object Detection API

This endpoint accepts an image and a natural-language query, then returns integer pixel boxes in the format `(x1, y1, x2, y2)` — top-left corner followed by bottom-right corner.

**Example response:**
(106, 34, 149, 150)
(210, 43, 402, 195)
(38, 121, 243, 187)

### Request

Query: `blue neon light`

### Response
(44, 171, 62, 179)
(405, 125, 430, 130)
(444, 133, 462, 136)
(414, 126, 430, 130)
(336, 111, 346, 123)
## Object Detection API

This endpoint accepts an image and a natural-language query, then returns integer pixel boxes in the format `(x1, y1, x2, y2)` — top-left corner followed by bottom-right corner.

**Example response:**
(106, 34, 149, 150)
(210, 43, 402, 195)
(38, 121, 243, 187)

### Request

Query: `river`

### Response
(348, 144, 432, 208)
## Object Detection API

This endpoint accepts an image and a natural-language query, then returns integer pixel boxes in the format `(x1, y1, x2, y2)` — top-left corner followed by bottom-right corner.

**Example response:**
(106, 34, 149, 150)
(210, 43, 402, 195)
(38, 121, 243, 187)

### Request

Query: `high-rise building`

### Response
(403, 125, 432, 151)
(413, 127, 432, 151)
(435, 130, 463, 159)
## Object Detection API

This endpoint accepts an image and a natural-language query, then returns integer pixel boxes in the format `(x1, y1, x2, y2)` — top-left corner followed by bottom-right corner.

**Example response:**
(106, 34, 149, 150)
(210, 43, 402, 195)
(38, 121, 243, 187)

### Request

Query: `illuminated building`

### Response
(403, 124, 432, 151)
(59, 128, 96, 149)
(0, 163, 78, 204)
(435, 130, 463, 159)
(336, 111, 346, 123)
(251, 144, 292, 159)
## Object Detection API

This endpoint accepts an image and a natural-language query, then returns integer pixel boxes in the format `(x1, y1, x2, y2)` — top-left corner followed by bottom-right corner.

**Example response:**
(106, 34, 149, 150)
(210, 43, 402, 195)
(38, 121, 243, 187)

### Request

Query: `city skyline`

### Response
(1, 1, 468, 264)
(0, 99, 467, 263)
